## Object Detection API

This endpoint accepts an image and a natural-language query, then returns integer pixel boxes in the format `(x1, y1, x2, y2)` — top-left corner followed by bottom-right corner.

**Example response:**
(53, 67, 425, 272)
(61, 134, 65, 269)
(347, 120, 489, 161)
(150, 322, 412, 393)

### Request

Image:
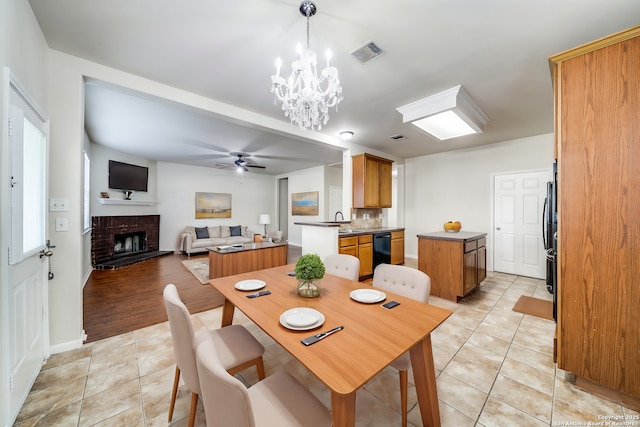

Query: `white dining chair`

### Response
(324, 253, 360, 281)
(372, 264, 431, 427)
(196, 338, 332, 427)
(163, 284, 266, 427)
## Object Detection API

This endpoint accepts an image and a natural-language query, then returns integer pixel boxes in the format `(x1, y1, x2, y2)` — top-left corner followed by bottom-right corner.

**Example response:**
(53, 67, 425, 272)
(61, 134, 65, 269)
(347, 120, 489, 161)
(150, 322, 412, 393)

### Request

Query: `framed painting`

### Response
(292, 191, 319, 216)
(195, 192, 232, 219)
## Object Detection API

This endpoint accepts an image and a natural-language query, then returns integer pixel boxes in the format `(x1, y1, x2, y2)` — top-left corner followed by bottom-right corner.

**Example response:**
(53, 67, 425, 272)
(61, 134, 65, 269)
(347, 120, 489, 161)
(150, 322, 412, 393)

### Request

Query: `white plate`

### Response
(234, 279, 266, 291)
(280, 308, 325, 330)
(350, 289, 387, 303)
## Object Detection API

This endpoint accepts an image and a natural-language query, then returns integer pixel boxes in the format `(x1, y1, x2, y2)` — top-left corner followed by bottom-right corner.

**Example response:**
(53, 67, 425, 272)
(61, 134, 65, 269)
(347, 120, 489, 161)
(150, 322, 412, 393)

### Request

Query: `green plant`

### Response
(295, 253, 325, 281)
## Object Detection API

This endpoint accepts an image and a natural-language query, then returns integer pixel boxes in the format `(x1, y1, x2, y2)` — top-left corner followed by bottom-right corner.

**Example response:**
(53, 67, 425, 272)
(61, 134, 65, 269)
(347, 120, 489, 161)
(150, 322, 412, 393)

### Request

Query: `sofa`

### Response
(180, 225, 253, 256)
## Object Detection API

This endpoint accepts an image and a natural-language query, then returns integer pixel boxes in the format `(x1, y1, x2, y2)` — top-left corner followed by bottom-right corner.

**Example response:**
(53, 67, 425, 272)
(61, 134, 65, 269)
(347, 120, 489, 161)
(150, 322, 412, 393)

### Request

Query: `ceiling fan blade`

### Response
(245, 164, 266, 169)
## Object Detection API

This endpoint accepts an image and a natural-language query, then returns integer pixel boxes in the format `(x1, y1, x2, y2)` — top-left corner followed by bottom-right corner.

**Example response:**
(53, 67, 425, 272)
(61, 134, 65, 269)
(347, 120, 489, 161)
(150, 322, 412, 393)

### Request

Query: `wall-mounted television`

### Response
(108, 160, 149, 192)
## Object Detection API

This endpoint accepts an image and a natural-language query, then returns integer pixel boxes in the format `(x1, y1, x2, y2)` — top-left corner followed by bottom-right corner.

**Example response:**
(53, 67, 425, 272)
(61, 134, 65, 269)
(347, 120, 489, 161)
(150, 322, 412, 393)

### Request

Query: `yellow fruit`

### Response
(444, 221, 462, 231)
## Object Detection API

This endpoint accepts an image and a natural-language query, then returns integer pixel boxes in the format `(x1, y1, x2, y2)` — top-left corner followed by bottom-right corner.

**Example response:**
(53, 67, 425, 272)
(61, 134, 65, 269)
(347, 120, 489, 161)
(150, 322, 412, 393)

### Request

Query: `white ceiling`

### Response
(28, 0, 640, 174)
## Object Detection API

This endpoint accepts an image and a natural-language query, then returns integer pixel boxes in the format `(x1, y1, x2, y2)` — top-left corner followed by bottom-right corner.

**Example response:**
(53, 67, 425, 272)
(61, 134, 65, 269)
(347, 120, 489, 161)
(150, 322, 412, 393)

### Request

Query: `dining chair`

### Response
(163, 284, 266, 427)
(372, 264, 431, 427)
(196, 338, 332, 427)
(324, 253, 360, 281)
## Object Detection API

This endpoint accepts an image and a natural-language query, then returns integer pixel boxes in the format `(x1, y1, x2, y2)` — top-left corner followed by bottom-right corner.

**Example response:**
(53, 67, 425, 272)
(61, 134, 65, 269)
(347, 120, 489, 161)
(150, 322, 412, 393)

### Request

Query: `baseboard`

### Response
(49, 330, 86, 355)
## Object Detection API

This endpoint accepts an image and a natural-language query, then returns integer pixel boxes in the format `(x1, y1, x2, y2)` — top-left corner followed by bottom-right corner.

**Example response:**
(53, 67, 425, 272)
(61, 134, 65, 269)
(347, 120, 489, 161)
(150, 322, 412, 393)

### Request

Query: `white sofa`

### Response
(180, 225, 253, 256)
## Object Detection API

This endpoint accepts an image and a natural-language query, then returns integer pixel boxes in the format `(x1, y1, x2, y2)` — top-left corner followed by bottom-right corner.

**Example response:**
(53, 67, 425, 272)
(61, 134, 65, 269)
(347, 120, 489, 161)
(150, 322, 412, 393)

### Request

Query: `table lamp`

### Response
(259, 214, 271, 236)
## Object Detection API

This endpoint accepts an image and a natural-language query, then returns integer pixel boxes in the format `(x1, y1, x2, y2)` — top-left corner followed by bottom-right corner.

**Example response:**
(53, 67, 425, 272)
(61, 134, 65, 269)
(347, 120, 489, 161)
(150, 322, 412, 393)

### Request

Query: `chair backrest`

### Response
(163, 284, 201, 395)
(324, 254, 360, 281)
(267, 230, 283, 243)
(196, 339, 254, 427)
(372, 264, 431, 303)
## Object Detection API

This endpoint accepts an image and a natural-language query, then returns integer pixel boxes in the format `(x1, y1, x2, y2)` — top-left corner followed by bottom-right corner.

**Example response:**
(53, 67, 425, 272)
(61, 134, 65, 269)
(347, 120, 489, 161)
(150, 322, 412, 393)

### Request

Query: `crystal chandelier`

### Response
(270, 1, 343, 131)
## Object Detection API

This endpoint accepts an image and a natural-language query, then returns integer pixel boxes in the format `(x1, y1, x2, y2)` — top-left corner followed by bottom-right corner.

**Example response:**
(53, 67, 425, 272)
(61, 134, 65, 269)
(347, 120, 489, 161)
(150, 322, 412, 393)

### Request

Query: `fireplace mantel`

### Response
(97, 198, 157, 206)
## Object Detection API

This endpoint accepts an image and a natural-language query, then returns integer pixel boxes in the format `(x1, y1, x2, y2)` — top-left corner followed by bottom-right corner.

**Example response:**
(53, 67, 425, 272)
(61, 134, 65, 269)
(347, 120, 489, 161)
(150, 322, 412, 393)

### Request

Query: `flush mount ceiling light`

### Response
(270, 1, 343, 131)
(396, 85, 488, 140)
(339, 131, 353, 140)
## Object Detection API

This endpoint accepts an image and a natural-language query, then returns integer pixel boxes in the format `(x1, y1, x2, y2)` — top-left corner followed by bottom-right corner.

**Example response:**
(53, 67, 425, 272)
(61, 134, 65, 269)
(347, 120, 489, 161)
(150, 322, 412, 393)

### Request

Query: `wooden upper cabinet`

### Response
(352, 153, 393, 208)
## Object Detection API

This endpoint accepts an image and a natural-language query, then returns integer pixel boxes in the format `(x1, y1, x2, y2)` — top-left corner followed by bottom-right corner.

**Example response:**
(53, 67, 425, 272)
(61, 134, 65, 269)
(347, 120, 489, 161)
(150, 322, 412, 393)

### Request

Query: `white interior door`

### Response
(5, 71, 49, 423)
(493, 170, 549, 279)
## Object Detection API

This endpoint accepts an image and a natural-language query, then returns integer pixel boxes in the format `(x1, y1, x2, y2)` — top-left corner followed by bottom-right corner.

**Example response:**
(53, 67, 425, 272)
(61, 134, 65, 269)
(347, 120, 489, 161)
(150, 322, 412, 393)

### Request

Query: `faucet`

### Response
(334, 211, 344, 222)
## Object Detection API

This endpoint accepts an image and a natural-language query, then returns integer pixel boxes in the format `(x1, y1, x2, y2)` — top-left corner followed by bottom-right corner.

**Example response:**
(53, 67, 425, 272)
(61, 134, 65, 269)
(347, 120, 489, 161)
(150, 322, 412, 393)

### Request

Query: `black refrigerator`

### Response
(543, 162, 558, 321)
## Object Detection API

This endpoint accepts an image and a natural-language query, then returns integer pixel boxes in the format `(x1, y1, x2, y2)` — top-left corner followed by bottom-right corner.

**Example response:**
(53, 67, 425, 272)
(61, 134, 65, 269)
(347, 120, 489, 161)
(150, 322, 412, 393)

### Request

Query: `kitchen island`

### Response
(417, 231, 487, 301)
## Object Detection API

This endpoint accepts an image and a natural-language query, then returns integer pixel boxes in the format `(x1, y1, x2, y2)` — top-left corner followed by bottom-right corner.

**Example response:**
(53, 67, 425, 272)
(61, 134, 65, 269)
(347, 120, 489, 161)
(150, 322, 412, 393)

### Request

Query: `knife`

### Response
(301, 325, 344, 346)
(247, 290, 271, 298)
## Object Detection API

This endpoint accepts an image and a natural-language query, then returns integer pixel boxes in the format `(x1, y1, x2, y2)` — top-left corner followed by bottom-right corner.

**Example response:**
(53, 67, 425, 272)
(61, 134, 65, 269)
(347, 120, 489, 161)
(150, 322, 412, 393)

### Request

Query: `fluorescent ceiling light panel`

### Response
(396, 85, 488, 141)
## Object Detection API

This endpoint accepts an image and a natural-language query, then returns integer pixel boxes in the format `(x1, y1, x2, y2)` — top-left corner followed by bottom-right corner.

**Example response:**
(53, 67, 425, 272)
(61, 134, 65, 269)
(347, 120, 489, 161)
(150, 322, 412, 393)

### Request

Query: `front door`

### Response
(493, 170, 549, 279)
(5, 72, 50, 423)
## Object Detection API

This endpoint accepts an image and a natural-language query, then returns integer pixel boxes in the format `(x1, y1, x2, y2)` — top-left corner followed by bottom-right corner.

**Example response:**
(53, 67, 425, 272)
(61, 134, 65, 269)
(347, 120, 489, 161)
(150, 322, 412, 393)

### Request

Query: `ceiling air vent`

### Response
(351, 41, 385, 64)
(389, 134, 406, 141)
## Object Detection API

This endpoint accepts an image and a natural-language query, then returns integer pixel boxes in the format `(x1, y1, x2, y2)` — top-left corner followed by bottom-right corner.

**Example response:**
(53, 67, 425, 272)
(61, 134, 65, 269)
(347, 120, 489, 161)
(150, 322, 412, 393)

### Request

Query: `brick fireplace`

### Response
(92, 215, 165, 269)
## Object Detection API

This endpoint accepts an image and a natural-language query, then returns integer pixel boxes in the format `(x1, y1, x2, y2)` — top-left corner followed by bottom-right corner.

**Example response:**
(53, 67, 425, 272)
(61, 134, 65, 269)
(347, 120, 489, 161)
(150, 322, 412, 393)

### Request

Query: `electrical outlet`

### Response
(55, 218, 69, 232)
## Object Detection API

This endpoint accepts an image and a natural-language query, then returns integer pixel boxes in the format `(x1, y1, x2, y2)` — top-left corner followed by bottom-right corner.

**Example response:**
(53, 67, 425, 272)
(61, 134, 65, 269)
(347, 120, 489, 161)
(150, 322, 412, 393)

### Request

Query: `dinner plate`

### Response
(350, 289, 387, 303)
(234, 279, 266, 291)
(280, 308, 325, 330)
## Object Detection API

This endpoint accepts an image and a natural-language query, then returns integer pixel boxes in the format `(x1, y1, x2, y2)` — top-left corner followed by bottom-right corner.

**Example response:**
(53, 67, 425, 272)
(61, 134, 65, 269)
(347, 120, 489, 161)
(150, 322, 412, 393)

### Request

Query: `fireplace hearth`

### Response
(92, 215, 171, 269)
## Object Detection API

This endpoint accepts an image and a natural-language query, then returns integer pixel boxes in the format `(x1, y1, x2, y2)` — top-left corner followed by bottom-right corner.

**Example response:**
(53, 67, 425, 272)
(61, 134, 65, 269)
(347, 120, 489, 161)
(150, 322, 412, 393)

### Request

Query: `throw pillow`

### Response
(221, 226, 231, 238)
(208, 226, 221, 238)
(230, 225, 242, 237)
(195, 227, 209, 239)
(185, 226, 196, 239)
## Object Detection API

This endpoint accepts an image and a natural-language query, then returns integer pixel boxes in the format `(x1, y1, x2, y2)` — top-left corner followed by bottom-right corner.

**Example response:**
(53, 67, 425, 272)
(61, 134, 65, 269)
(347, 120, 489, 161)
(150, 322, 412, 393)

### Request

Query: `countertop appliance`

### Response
(373, 232, 391, 270)
(543, 161, 558, 321)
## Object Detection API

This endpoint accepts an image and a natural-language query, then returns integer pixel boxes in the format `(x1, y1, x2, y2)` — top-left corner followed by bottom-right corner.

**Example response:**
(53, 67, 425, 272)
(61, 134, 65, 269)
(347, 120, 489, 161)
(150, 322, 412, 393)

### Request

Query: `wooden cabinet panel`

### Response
(550, 27, 640, 398)
(463, 251, 477, 295)
(358, 240, 373, 277)
(390, 230, 404, 265)
(352, 153, 393, 208)
(338, 236, 358, 258)
(477, 245, 486, 284)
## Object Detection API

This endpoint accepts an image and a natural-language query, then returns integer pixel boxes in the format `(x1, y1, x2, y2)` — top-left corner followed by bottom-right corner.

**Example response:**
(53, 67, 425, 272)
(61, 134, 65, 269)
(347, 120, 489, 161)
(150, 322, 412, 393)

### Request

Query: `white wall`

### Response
(0, 1, 49, 424)
(282, 166, 326, 246)
(156, 162, 275, 251)
(404, 133, 555, 270)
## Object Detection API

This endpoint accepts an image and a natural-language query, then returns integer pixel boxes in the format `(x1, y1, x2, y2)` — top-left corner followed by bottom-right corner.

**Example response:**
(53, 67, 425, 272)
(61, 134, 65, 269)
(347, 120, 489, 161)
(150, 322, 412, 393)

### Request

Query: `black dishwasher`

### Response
(373, 232, 391, 269)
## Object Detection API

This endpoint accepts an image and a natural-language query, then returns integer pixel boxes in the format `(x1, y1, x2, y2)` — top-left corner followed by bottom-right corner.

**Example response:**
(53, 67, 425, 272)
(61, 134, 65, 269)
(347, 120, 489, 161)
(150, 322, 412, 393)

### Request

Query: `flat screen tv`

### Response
(108, 160, 148, 192)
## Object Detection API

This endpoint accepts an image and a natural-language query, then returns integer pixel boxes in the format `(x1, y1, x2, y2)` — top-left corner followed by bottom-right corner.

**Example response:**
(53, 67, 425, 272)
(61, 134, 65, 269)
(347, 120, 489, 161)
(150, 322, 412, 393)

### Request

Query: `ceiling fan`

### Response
(215, 152, 266, 172)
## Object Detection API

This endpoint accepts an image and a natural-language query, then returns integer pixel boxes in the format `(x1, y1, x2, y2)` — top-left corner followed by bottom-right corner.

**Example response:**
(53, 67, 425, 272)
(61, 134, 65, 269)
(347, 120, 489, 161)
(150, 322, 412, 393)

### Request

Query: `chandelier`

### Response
(270, 1, 343, 131)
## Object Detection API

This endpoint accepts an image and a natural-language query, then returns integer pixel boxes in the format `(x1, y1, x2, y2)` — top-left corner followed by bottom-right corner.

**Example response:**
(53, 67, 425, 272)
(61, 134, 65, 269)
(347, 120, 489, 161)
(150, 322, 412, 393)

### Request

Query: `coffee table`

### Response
(207, 241, 287, 279)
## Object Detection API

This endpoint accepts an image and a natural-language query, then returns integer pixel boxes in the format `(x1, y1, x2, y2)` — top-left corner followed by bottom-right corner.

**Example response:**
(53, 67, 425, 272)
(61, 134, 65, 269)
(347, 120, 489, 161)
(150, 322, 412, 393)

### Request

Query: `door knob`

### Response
(39, 250, 53, 258)
(496, 227, 501, 230)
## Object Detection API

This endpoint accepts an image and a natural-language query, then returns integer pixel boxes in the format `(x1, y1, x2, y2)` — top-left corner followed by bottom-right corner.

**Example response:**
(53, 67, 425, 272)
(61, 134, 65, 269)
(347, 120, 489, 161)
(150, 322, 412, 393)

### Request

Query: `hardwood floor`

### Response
(83, 253, 222, 343)
(83, 245, 301, 343)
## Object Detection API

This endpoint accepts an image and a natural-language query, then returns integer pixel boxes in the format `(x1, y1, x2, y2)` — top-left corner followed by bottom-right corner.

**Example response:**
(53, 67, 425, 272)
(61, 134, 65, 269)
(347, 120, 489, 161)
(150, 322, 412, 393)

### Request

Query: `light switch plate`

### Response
(49, 198, 69, 212)
(55, 218, 69, 232)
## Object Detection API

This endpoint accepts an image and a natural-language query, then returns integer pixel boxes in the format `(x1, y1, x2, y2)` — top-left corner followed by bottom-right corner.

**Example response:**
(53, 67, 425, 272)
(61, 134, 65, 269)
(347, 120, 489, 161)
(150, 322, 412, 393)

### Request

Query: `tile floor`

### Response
(15, 266, 640, 426)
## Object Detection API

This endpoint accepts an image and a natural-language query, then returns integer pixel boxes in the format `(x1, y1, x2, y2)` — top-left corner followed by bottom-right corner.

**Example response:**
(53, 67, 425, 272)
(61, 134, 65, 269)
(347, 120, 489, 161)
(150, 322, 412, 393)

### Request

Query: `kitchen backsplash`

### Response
(349, 208, 383, 229)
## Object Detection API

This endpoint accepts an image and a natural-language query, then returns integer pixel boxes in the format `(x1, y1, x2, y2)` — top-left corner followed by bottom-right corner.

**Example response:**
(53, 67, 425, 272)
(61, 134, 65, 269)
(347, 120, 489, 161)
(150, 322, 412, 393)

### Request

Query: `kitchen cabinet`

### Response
(550, 26, 640, 400)
(417, 231, 486, 301)
(357, 235, 373, 277)
(338, 236, 357, 257)
(352, 153, 393, 208)
(390, 230, 404, 265)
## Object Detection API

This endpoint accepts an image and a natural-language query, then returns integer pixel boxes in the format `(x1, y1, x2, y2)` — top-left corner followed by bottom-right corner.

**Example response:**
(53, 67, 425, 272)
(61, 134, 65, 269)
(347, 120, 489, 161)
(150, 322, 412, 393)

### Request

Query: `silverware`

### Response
(301, 325, 344, 346)
(247, 290, 271, 298)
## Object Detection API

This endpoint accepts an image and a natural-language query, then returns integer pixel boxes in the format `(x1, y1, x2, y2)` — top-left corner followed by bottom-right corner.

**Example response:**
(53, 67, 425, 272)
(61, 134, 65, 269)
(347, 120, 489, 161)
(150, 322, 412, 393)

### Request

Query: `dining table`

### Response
(209, 264, 452, 427)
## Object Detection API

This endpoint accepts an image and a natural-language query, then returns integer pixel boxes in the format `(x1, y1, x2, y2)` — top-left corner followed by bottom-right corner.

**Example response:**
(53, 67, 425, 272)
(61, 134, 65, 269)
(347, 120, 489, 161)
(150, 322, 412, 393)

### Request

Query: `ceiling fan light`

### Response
(339, 131, 354, 140)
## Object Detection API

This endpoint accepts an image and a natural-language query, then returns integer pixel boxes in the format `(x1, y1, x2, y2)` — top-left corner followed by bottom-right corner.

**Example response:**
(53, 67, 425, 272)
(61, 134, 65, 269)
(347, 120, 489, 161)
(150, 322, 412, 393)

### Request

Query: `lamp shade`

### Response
(258, 214, 271, 225)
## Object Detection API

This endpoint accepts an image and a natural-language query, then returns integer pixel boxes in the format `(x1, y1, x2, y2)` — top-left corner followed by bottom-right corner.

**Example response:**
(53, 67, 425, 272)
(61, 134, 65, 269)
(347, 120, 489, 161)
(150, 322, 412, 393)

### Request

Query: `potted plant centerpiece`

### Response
(294, 253, 325, 297)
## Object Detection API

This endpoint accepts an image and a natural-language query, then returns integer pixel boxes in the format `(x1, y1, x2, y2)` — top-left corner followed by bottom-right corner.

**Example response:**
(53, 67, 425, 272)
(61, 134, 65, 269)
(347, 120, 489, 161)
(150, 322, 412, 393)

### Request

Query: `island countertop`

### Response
(417, 231, 486, 241)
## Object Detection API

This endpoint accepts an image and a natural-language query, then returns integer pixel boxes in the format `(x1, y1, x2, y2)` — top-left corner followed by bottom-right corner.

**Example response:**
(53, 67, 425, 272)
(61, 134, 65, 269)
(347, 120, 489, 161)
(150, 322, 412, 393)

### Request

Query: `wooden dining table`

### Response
(209, 264, 452, 427)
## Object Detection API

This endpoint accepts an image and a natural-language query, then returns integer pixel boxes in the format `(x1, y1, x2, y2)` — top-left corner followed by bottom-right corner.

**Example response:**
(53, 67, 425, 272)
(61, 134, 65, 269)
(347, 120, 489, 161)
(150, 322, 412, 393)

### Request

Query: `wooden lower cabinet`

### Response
(208, 243, 287, 279)
(390, 230, 404, 265)
(358, 235, 373, 277)
(417, 232, 487, 301)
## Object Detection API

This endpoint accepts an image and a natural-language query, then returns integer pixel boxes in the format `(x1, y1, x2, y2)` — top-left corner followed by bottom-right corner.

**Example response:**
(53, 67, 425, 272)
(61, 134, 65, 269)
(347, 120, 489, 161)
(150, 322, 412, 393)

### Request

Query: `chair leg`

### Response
(256, 357, 266, 380)
(399, 370, 408, 427)
(168, 365, 180, 422)
(188, 392, 198, 427)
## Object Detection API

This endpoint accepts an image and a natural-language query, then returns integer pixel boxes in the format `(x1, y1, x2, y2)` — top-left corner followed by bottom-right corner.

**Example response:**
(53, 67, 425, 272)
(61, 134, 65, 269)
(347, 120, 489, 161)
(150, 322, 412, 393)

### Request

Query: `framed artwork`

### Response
(291, 191, 319, 216)
(195, 192, 232, 219)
